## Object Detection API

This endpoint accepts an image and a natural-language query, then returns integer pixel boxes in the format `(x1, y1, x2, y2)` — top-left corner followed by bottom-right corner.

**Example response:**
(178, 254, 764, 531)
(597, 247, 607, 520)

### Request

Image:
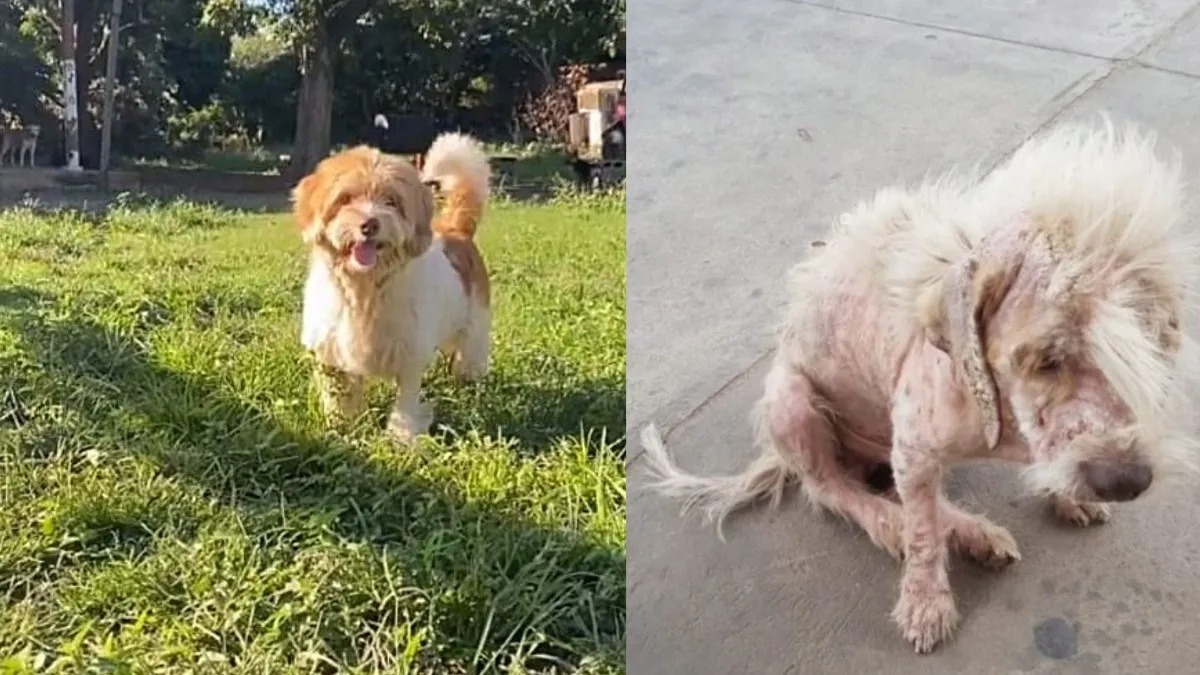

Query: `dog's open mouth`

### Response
(348, 241, 383, 270)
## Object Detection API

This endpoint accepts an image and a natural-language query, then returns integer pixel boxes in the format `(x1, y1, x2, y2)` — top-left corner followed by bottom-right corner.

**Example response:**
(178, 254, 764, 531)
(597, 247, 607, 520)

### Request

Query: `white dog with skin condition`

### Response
(292, 133, 492, 441)
(642, 119, 1200, 653)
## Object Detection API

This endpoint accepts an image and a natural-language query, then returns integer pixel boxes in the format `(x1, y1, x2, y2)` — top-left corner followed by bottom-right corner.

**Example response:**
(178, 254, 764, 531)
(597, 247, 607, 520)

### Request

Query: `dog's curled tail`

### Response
(640, 423, 796, 540)
(422, 132, 491, 239)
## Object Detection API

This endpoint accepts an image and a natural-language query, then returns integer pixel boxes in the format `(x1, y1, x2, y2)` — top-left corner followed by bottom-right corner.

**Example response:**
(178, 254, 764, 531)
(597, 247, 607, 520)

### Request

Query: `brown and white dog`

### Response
(293, 132, 492, 442)
(0, 124, 40, 167)
(641, 119, 1200, 653)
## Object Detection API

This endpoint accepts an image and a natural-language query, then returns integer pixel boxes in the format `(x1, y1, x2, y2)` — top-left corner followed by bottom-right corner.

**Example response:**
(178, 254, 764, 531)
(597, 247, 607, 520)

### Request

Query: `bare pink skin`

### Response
(760, 220, 1160, 653)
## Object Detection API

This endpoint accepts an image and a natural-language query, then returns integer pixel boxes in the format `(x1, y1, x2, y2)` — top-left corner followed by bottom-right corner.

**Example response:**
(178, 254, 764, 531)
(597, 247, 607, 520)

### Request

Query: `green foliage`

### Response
(0, 2, 52, 126)
(7, 0, 625, 164)
(0, 198, 626, 672)
(166, 101, 249, 157)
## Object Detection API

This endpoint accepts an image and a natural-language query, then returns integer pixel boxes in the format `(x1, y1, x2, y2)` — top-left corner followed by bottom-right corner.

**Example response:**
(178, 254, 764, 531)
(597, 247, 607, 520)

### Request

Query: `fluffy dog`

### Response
(293, 132, 492, 441)
(0, 124, 40, 167)
(641, 119, 1200, 653)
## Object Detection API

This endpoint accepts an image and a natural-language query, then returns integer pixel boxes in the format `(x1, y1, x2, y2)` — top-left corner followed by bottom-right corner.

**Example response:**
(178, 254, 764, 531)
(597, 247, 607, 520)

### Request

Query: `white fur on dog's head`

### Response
(894, 119, 1200, 501)
(292, 146, 434, 280)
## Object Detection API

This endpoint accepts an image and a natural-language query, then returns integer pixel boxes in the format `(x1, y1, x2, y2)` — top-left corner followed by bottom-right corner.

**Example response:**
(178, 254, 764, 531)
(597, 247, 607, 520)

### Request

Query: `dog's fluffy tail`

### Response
(422, 132, 491, 239)
(639, 423, 796, 540)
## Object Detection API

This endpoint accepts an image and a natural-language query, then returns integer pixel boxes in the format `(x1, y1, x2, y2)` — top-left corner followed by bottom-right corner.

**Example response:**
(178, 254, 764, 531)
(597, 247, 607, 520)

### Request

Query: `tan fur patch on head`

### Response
(1007, 327, 1079, 405)
(1131, 274, 1183, 353)
(972, 261, 1015, 321)
(921, 258, 1014, 351)
(291, 146, 434, 257)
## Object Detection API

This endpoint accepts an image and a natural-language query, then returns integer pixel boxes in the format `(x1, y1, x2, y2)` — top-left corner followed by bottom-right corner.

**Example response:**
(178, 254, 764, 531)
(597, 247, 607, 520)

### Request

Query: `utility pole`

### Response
(61, 0, 82, 172)
(100, 0, 123, 189)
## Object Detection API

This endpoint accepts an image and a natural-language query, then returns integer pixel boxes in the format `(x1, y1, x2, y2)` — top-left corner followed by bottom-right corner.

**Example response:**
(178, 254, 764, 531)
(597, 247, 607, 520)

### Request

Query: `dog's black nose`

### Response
(1081, 459, 1153, 502)
(360, 218, 380, 238)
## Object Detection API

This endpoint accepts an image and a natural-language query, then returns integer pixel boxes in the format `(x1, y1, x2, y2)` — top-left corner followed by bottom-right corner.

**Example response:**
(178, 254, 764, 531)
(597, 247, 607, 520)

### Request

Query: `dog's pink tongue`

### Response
(352, 243, 378, 268)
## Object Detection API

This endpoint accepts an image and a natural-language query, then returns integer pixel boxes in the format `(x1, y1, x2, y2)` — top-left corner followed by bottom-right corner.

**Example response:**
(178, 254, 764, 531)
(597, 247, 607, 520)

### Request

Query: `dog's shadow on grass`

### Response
(0, 286, 625, 668)
(421, 366, 626, 456)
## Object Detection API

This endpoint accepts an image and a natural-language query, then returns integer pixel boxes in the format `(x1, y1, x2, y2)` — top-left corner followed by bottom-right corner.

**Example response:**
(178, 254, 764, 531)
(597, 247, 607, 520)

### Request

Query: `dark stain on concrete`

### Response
(1034, 617, 1078, 660)
(1111, 600, 1130, 614)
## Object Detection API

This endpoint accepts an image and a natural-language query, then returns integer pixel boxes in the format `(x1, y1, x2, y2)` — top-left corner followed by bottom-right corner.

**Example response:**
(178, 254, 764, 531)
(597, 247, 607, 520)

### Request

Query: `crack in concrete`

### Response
(783, 0, 1115, 60)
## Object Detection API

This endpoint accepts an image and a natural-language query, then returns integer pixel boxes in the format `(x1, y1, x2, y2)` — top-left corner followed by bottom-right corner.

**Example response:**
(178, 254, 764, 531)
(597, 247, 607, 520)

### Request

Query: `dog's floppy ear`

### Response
(922, 256, 1008, 449)
(291, 172, 325, 244)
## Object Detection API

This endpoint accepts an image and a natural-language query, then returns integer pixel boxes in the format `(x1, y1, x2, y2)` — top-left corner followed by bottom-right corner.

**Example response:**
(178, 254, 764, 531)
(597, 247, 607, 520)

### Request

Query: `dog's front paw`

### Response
(952, 516, 1021, 570)
(387, 404, 433, 444)
(1051, 495, 1112, 527)
(451, 354, 488, 383)
(892, 584, 959, 654)
(315, 368, 365, 424)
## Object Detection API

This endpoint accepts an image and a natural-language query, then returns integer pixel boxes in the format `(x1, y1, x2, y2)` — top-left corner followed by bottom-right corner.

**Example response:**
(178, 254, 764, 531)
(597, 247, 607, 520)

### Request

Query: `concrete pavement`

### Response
(627, 1, 1200, 672)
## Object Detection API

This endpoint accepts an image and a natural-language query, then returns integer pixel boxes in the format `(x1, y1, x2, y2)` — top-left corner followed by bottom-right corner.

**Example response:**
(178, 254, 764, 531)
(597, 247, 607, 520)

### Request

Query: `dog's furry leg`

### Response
(891, 445, 958, 654)
(387, 364, 433, 443)
(1049, 494, 1112, 526)
(452, 308, 491, 382)
(890, 351, 961, 654)
(313, 360, 365, 423)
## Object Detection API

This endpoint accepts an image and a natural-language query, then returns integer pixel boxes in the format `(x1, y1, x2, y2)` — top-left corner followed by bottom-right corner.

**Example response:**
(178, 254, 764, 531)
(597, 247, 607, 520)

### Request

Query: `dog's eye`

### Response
(1036, 355, 1061, 374)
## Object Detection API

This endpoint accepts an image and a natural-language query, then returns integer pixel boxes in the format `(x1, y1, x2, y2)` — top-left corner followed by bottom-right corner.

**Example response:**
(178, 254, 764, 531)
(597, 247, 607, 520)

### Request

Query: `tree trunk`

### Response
(60, 0, 81, 170)
(99, 0, 122, 188)
(74, 0, 100, 168)
(287, 35, 336, 180)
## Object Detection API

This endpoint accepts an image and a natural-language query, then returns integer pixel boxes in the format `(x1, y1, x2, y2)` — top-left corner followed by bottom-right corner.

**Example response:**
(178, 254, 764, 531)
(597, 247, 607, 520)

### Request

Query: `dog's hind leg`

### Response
(451, 308, 491, 383)
(759, 360, 906, 560)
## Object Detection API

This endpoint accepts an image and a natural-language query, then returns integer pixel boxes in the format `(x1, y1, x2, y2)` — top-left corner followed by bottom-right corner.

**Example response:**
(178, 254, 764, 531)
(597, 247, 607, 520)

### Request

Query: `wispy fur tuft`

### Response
(422, 132, 491, 239)
(639, 423, 795, 540)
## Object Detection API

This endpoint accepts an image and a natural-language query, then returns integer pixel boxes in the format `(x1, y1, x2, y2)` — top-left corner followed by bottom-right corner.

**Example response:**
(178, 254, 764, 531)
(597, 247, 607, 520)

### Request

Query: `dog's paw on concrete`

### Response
(1051, 495, 1112, 527)
(892, 584, 959, 654)
(954, 516, 1021, 570)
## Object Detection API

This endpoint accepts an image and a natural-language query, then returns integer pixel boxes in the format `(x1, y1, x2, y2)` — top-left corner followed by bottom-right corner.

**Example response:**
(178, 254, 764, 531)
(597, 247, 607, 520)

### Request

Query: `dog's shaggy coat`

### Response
(642, 119, 1200, 653)
(294, 132, 491, 441)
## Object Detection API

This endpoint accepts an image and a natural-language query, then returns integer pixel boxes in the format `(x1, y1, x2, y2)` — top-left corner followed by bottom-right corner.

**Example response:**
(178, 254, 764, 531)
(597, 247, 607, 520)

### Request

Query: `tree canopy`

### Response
(0, 0, 625, 169)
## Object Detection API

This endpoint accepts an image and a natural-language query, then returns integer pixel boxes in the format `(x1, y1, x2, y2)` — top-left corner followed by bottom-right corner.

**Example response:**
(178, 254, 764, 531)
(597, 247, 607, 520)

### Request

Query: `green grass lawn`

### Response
(0, 192, 626, 673)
